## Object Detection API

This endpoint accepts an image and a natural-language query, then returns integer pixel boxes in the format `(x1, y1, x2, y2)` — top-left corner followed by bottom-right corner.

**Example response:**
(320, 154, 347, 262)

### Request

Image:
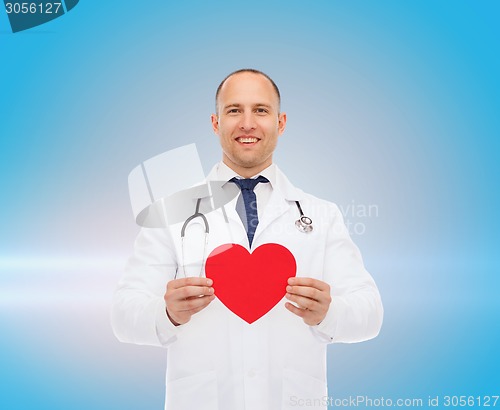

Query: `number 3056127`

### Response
(5, 2, 62, 14)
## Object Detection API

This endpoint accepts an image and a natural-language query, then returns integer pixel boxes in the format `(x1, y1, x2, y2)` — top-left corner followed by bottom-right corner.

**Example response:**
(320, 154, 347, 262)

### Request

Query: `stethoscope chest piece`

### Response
(295, 216, 313, 233)
(294, 201, 313, 233)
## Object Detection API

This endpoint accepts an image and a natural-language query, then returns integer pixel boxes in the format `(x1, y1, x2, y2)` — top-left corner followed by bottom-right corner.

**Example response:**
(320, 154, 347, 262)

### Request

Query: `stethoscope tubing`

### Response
(177, 198, 313, 277)
(295, 201, 313, 233)
(181, 198, 209, 237)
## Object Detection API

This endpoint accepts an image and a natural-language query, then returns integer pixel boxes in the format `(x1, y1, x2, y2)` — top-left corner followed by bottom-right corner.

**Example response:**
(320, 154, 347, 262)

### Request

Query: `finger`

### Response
(285, 302, 325, 326)
(285, 292, 318, 311)
(166, 294, 215, 325)
(168, 277, 213, 290)
(174, 285, 214, 300)
(176, 294, 215, 312)
(285, 302, 308, 318)
(183, 295, 216, 315)
(286, 285, 323, 301)
(287, 277, 330, 292)
(288, 277, 330, 292)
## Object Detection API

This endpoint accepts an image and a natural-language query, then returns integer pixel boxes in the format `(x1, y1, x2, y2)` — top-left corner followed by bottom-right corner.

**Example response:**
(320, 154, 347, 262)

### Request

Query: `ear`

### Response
(278, 112, 287, 135)
(211, 114, 220, 134)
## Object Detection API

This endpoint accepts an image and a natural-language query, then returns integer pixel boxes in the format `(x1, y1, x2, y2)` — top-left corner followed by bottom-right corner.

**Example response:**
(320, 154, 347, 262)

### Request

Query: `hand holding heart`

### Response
(285, 277, 332, 326)
(165, 244, 332, 326)
(164, 277, 215, 326)
(205, 243, 296, 324)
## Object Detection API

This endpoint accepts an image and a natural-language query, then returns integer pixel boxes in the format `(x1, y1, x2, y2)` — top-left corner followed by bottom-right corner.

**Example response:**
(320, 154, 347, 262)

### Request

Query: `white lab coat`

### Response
(111, 164, 383, 410)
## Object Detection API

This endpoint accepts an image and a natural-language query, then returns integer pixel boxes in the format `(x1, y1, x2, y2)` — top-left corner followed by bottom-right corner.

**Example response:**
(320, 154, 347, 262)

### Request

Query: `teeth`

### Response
(238, 137, 258, 143)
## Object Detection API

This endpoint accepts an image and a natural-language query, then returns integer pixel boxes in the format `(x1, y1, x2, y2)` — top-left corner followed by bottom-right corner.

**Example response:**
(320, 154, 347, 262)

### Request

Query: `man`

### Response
(111, 69, 383, 410)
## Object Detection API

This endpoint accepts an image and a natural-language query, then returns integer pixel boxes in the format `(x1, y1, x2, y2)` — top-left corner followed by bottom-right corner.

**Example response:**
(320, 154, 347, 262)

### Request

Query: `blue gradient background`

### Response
(1, 1, 499, 409)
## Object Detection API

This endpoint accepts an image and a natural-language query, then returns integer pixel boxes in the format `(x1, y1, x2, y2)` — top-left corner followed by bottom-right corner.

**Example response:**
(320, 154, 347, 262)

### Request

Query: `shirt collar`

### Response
(216, 162, 277, 188)
(207, 161, 303, 201)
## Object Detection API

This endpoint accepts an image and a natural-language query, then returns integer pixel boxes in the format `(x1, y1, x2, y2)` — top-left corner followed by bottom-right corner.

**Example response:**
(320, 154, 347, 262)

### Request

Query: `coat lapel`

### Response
(205, 163, 305, 249)
(253, 166, 304, 246)
(205, 164, 243, 228)
(253, 189, 289, 243)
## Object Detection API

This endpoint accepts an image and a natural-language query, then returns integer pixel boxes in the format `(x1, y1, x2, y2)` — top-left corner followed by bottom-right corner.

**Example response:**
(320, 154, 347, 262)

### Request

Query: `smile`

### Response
(236, 137, 259, 144)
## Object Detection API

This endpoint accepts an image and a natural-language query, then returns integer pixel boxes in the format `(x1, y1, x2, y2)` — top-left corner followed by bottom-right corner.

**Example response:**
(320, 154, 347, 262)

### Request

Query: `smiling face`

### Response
(211, 72, 287, 178)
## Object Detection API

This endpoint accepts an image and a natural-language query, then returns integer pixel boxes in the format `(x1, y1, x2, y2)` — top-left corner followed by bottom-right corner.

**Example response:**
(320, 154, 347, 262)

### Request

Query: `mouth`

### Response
(235, 136, 260, 145)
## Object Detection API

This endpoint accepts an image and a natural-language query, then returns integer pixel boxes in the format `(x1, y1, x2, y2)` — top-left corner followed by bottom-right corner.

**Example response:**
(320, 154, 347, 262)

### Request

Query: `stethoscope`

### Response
(294, 201, 313, 233)
(176, 199, 313, 278)
(178, 198, 208, 279)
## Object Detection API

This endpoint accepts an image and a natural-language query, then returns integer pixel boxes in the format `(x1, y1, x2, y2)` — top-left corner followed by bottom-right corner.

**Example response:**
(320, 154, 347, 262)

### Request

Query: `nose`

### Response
(239, 112, 256, 131)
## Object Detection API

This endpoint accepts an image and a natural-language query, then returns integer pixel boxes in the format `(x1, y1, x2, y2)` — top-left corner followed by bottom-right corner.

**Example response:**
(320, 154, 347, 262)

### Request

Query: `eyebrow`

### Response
(223, 103, 273, 110)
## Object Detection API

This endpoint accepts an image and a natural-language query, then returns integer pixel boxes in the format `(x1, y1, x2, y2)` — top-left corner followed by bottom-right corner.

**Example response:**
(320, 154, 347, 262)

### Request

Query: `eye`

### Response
(255, 108, 269, 114)
(227, 108, 240, 114)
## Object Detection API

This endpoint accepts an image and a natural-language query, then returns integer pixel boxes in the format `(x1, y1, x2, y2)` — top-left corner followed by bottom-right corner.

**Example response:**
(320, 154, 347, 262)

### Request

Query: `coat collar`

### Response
(206, 162, 304, 247)
(206, 162, 304, 202)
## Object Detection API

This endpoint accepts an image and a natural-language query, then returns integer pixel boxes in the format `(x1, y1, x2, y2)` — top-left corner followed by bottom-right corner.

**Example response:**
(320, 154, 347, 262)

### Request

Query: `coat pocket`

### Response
(165, 370, 218, 410)
(282, 368, 328, 409)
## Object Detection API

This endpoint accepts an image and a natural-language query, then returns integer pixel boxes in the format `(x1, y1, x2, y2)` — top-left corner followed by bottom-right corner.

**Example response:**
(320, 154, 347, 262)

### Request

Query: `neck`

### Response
(222, 158, 272, 178)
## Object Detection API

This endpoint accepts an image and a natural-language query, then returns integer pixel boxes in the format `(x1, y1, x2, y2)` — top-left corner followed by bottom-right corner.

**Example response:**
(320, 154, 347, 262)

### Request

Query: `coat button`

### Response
(247, 370, 256, 378)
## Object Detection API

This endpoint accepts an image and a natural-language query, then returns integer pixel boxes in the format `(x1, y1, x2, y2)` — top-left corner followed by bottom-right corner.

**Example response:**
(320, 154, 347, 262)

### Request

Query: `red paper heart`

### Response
(205, 243, 296, 324)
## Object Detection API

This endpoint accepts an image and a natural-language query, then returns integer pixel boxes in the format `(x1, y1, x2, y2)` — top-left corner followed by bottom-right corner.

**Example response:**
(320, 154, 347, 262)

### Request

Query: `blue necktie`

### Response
(230, 176, 269, 247)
